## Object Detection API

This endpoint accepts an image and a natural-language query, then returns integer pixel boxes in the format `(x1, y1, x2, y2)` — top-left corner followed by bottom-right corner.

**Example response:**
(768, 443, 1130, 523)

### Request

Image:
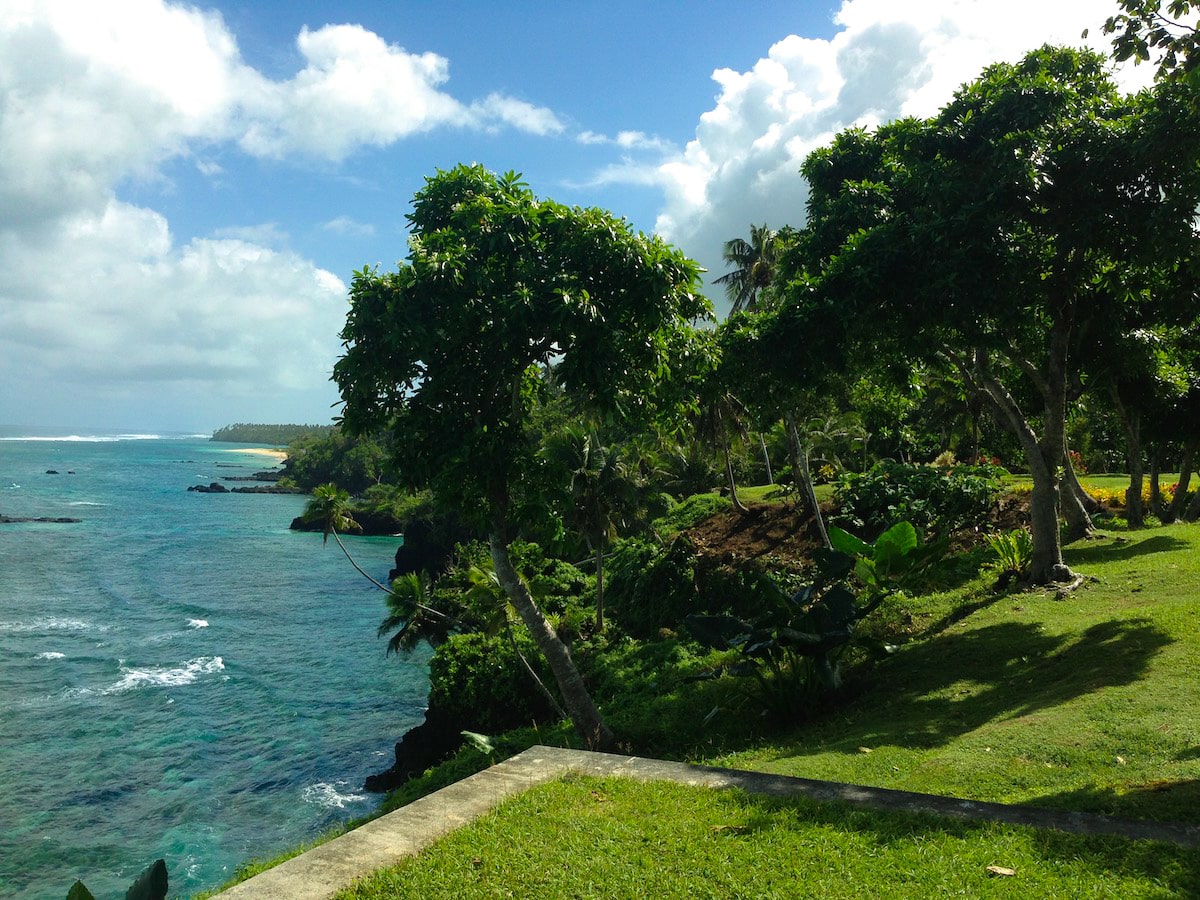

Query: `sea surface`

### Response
(0, 430, 430, 899)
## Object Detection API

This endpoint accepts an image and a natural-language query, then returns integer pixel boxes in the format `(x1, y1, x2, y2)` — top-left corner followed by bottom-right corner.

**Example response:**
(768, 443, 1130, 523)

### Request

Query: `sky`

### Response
(0, 0, 1154, 433)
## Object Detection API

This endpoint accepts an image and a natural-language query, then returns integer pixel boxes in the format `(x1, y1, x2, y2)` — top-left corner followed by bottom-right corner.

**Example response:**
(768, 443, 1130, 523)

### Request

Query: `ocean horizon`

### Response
(0, 432, 429, 898)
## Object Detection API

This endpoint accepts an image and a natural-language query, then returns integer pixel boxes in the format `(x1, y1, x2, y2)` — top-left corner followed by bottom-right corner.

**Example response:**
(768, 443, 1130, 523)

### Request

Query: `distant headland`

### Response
(209, 423, 335, 445)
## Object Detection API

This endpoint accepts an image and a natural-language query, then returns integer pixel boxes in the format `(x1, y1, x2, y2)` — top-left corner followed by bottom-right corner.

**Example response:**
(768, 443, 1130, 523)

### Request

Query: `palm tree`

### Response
(541, 426, 641, 631)
(713, 224, 780, 315)
(377, 571, 448, 654)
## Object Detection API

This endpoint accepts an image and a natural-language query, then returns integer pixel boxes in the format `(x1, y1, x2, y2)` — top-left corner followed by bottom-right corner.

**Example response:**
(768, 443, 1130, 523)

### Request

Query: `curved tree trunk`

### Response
(1061, 447, 1096, 542)
(490, 531, 613, 750)
(784, 411, 830, 548)
(973, 344, 1071, 584)
(1167, 441, 1197, 523)
(759, 433, 773, 485)
(1113, 390, 1145, 526)
(722, 436, 751, 516)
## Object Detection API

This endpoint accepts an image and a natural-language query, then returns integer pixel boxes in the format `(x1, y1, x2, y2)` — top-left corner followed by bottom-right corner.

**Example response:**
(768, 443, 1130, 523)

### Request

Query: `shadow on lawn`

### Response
(1029, 778, 1200, 828)
(767, 617, 1170, 756)
(1065, 535, 1191, 566)
(716, 790, 1200, 895)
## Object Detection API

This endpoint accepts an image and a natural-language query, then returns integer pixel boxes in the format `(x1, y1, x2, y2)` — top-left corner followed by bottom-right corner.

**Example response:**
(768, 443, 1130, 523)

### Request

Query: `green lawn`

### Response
(331, 523, 1200, 898)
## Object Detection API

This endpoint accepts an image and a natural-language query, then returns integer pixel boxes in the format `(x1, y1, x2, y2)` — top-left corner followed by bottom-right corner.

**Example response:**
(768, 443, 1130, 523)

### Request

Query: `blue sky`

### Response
(0, 1, 1148, 432)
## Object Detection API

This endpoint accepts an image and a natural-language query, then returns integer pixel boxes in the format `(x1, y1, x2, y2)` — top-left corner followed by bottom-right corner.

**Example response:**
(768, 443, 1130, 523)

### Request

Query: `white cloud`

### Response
(0, 1, 565, 426)
(323, 216, 377, 237)
(576, 129, 671, 151)
(0, 199, 347, 402)
(651, 0, 1156, 312)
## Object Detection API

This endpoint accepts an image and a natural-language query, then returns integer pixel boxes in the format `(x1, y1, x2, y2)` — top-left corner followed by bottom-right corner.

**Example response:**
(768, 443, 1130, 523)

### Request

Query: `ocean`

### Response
(0, 431, 430, 899)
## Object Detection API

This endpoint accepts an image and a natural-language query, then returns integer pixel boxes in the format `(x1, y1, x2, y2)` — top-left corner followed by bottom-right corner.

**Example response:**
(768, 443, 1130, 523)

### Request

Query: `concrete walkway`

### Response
(215, 745, 1200, 899)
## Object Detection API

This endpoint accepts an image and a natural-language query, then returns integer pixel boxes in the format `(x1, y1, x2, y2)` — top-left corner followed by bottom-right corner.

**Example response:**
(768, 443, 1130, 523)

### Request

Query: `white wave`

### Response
(187, 619, 209, 629)
(103, 656, 224, 694)
(301, 781, 367, 809)
(0, 617, 104, 634)
(0, 433, 163, 442)
(35, 651, 66, 660)
(67, 501, 103, 507)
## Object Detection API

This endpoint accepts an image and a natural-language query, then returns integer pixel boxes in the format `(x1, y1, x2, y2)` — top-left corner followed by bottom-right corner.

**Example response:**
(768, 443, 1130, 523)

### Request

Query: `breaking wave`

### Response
(103, 656, 225, 694)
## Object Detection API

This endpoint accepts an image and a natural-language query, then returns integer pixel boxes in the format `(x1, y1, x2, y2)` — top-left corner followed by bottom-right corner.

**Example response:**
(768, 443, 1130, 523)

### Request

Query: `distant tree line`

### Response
(209, 423, 335, 445)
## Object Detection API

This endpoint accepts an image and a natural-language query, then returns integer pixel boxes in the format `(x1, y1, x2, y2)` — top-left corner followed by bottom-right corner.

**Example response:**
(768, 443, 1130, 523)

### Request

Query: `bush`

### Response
(605, 535, 781, 638)
(427, 631, 556, 734)
(832, 460, 1002, 536)
(651, 492, 731, 537)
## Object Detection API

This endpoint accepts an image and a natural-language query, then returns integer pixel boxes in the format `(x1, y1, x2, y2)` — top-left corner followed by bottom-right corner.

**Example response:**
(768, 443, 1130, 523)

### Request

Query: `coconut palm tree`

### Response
(713, 224, 780, 315)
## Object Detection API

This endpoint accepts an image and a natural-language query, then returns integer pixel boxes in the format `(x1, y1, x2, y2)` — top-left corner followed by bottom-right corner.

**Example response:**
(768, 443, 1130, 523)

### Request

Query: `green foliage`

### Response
(334, 163, 710, 528)
(427, 632, 557, 733)
(686, 523, 930, 720)
(986, 528, 1034, 582)
(605, 537, 697, 638)
(650, 492, 731, 536)
(210, 423, 333, 444)
(283, 429, 389, 495)
(1099, 0, 1200, 80)
(832, 461, 1001, 536)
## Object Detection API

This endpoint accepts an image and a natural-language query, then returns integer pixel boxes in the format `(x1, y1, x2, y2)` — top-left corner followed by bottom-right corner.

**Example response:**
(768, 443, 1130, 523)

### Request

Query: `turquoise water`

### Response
(0, 432, 430, 899)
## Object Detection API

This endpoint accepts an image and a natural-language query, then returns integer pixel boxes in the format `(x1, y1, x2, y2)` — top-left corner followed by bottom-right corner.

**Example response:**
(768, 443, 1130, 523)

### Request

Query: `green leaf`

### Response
(828, 525, 871, 557)
(873, 521, 918, 568)
(821, 585, 858, 627)
(125, 859, 168, 900)
(461, 730, 497, 755)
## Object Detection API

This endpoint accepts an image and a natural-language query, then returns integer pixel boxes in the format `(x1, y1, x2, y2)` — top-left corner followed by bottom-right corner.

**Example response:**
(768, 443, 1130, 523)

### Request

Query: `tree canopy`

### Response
(333, 164, 710, 747)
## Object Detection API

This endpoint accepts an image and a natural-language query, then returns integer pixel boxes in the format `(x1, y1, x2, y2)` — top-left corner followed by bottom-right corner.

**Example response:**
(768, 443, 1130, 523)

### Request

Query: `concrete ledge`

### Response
(215, 745, 1200, 899)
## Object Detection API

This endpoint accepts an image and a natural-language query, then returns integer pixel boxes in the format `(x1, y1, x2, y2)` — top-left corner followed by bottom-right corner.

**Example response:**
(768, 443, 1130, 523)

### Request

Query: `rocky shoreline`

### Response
(0, 514, 82, 524)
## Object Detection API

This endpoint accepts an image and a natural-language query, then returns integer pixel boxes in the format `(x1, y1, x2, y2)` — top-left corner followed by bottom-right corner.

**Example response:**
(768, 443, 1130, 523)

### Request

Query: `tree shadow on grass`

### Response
(1065, 535, 1190, 566)
(1029, 779, 1200, 828)
(763, 617, 1170, 757)
(706, 788, 1200, 896)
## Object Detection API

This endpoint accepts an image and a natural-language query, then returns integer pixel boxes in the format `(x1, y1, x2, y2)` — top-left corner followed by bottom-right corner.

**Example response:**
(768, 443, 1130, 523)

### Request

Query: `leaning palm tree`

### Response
(713, 223, 780, 315)
(377, 571, 450, 654)
(307, 482, 454, 630)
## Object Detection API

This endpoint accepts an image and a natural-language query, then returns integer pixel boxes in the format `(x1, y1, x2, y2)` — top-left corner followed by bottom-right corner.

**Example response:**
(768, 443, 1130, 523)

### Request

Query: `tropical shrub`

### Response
(427, 631, 557, 733)
(832, 460, 1002, 535)
(685, 523, 930, 721)
(986, 528, 1033, 586)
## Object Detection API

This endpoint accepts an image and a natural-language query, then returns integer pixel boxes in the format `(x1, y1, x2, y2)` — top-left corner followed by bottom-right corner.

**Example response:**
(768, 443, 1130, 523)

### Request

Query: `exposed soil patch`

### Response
(683, 502, 824, 571)
(684, 492, 1035, 572)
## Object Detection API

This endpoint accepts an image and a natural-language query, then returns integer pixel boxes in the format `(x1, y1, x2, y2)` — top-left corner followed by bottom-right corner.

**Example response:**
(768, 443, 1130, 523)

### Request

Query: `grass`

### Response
(337, 775, 1199, 898)
(738, 481, 835, 504)
(717, 523, 1200, 823)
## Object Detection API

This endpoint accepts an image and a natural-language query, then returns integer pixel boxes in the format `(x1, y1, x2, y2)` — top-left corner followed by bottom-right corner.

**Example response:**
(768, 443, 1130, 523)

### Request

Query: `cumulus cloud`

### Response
(323, 216, 377, 237)
(647, 0, 1156, 311)
(0, 1, 564, 425)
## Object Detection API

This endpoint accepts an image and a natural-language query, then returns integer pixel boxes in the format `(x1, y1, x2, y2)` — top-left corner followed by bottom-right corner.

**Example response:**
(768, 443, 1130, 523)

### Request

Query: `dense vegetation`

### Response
(209, 422, 334, 444)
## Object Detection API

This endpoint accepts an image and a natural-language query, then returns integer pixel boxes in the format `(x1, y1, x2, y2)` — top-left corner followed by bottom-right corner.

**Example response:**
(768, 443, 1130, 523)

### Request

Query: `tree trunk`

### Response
(722, 436, 750, 516)
(1167, 441, 1197, 523)
(1114, 390, 1145, 526)
(784, 411, 830, 548)
(1060, 447, 1096, 542)
(594, 545, 605, 633)
(974, 344, 1071, 584)
(490, 531, 613, 750)
(759, 433, 773, 485)
(1149, 447, 1164, 520)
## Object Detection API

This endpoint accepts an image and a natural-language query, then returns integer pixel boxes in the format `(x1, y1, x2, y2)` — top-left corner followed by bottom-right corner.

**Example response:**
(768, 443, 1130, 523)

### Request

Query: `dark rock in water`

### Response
(389, 517, 469, 580)
(187, 482, 229, 493)
(230, 485, 304, 494)
(0, 514, 82, 524)
(67, 470, 75, 474)
(45, 469, 59, 475)
(364, 705, 465, 793)
(222, 470, 281, 483)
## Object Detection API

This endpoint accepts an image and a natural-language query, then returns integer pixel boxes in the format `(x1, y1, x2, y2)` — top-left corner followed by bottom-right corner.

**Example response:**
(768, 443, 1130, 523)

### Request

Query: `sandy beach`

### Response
(224, 447, 288, 460)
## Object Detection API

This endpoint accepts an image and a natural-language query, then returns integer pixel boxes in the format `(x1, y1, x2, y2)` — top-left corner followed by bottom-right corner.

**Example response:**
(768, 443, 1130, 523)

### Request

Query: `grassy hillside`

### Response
(334, 523, 1200, 898)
